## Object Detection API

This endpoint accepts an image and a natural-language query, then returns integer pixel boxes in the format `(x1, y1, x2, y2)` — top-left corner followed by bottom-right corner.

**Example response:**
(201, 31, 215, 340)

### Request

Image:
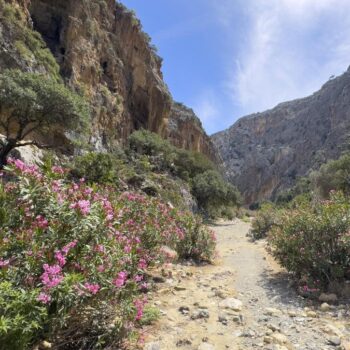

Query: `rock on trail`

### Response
(142, 220, 350, 350)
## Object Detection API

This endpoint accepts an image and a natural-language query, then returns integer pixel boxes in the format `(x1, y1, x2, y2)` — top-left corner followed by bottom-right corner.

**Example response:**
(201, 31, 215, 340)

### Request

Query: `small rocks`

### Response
(174, 286, 187, 291)
(218, 314, 228, 325)
(306, 310, 317, 318)
(327, 336, 341, 346)
(319, 293, 338, 303)
(264, 336, 273, 344)
(241, 329, 256, 338)
(176, 338, 192, 347)
(287, 310, 297, 317)
(232, 314, 244, 324)
(191, 309, 210, 320)
(178, 306, 190, 315)
(322, 324, 343, 338)
(265, 307, 283, 317)
(40, 341, 52, 349)
(219, 298, 243, 311)
(267, 323, 281, 332)
(320, 303, 331, 312)
(153, 275, 166, 283)
(271, 332, 289, 345)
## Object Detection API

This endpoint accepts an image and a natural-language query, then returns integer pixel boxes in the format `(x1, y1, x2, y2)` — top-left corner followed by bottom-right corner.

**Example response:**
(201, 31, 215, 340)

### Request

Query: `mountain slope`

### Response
(212, 68, 350, 204)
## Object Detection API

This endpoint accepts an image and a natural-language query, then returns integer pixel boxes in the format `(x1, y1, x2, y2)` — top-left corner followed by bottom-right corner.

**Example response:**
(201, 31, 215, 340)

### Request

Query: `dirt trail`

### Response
(143, 220, 350, 350)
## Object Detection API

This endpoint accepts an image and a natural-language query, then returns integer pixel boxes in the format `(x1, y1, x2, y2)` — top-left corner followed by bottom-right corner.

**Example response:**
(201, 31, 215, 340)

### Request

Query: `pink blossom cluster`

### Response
(70, 199, 91, 215)
(40, 264, 64, 289)
(84, 282, 100, 295)
(133, 297, 147, 321)
(114, 271, 127, 288)
(8, 158, 42, 179)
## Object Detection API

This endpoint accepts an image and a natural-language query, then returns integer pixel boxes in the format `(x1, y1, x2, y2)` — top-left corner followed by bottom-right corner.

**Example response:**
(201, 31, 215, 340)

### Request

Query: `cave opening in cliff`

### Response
(29, 1, 68, 56)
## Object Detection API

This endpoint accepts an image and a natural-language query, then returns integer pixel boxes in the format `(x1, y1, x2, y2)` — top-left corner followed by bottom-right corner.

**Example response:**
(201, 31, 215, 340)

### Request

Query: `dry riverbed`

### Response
(141, 220, 350, 350)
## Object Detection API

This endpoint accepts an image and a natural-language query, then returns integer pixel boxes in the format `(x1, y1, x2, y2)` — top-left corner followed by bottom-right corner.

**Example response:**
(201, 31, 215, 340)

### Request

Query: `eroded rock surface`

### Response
(212, 70, 350, 204)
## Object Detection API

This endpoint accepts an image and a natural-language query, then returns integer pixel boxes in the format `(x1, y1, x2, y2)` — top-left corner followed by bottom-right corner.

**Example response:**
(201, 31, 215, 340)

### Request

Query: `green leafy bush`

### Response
(0, 282, 47, 350)
(0, 159, 216, 349)
(192, 170, 241, 218)
(249, 203, 281, 240)
(269, 192, 350, 289)
(312, 153, 350, 198)
(0, 1, 60, 80)
(70, 152, 121, 185)
(176, 215, 217, 261)
(0, 69, 89, 166)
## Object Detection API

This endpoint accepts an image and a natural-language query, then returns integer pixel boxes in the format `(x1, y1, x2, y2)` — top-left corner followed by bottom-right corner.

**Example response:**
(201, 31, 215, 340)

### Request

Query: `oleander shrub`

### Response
(0, 159, 216, 349)
(269, 191, 350, 289)
(249, 203, 281, 240)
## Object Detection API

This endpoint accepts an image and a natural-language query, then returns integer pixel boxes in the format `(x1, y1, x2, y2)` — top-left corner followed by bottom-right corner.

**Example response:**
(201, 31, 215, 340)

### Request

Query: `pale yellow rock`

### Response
(265, 307, 283, 316)
(271, 332, 289, 345)
(306, 311, 317, 318)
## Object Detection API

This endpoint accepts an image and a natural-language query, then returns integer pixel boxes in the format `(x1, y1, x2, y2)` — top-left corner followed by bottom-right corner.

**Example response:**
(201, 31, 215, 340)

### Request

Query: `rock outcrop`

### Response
(0, 0, 217, 160)
(167, 102, 219, 162)
(212, 68, 350, 204)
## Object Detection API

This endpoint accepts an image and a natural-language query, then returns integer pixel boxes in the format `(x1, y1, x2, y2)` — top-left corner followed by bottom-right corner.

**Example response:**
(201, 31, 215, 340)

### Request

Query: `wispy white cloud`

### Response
(216, 0, 350, 116)
(192, 89, 222, 132)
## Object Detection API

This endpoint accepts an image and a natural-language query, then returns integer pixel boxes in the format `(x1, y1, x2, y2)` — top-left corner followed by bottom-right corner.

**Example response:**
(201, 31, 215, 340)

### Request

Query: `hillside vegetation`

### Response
(250, 152, 350, 297)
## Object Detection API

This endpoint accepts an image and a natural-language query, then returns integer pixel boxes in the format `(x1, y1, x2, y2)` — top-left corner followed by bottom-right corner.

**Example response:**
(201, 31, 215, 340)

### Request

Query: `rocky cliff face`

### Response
(167, 102, 219, 162)
(212, 68, 350, 204)
(0, 0, 216, 160)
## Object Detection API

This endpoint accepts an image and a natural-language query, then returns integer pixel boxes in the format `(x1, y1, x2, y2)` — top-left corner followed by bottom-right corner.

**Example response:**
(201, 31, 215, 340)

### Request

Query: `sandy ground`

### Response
(142, 220, 350, 350)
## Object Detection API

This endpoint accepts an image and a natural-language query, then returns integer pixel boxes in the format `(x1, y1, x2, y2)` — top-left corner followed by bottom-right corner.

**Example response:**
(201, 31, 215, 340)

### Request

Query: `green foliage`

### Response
(0, 282, 47, 350)
(70, 152, 121, 185)
(249, 203, 282, 240)
(0, 161, 216, 348)
(176, 215, 217, 261)
(128, 130, 241, 217)
(0, 1, 60, 80)
(275, 177, 311, 205)
(0, 69, 90, 165)
(0, 69, 89, 135)
(312, 153, 350, 198)
(192, 170, 241, 218)
(138, 306, 160, 326)
(269, 192, 350, 288)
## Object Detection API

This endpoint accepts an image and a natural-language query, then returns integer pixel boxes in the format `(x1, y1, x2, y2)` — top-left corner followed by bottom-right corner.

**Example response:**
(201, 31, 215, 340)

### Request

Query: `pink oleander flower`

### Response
(70, 200, 91, 215)
(35, 215, 48, 229)
(37, 292, 51, 304)
(52, 166, 65, 175)
(84, 187, 93, 195)
(94, 244, 105, 253)
(124, 245, 132, 253)
(0, 259, 9, 268)
(62, 240, 78, 254)
(40, 264, 63, 289)
(138, 259, 147, 270)
(114, 271, 127, 288)
(54, 251, 66, 267)
(97, 265, 105, 273)
(84, 282, 100, 295)
(134, 275, 143, 282)
(134, 298, 147, 321)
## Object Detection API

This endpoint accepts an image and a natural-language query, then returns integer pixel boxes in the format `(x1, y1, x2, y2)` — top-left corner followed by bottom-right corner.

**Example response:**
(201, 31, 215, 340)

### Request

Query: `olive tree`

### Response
(0, 69, 89, 167)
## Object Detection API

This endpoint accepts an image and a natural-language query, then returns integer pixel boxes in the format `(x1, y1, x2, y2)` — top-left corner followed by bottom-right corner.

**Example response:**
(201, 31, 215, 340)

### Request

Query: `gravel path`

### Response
(143, 220, 350, 350)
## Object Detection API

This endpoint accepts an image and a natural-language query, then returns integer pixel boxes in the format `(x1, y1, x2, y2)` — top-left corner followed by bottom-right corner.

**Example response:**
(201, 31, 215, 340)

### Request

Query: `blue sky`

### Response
(120, 0, 350, 135)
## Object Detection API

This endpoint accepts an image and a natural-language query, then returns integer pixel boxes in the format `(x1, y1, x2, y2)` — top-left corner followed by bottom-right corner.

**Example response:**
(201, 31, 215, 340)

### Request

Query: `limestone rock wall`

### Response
(0, 0, 217, 161)
(212, 69, 350, 204)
